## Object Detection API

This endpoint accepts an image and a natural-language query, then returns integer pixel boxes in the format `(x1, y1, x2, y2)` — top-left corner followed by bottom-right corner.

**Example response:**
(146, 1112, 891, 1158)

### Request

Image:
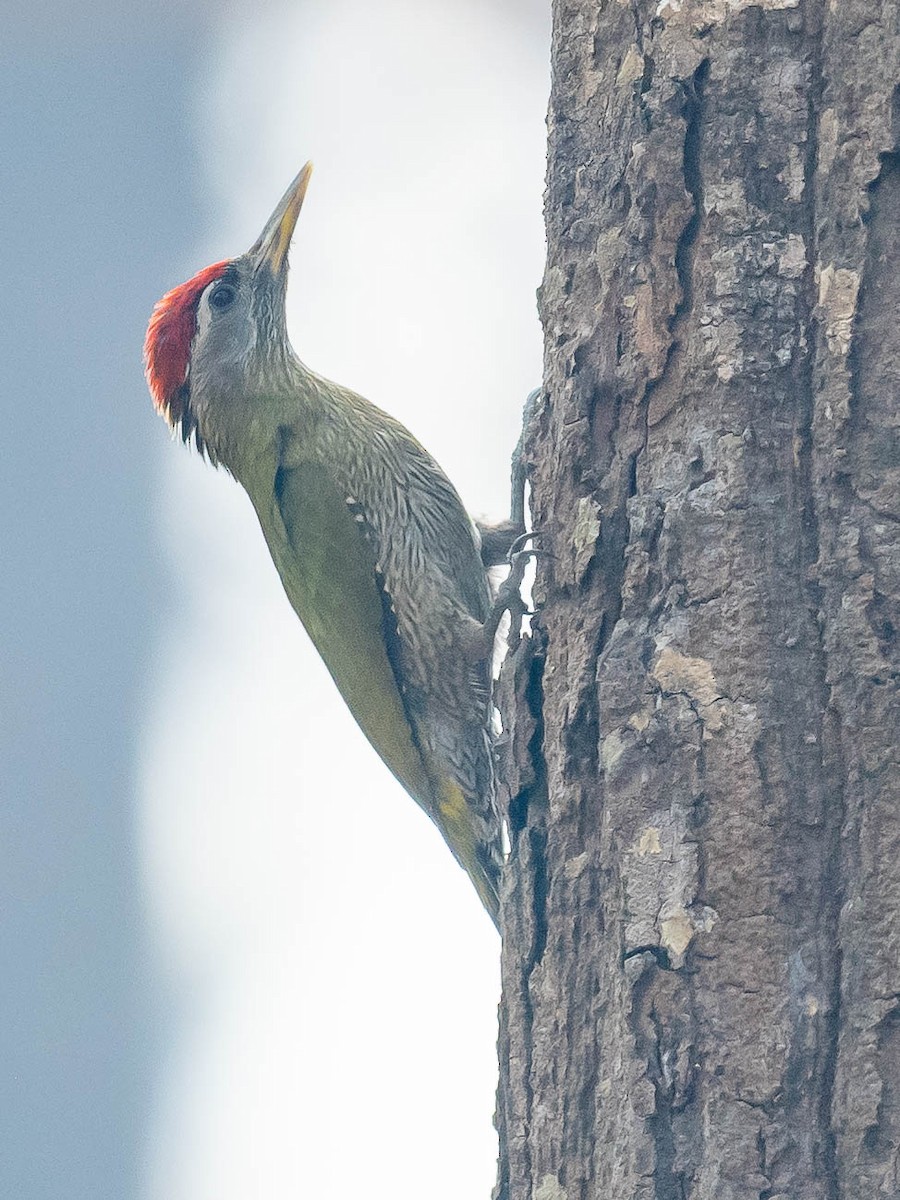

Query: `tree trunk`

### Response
(495, 2, 900, 1197)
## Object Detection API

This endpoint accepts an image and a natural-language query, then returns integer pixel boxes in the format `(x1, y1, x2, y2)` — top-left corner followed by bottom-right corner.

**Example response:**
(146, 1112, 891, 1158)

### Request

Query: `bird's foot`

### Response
(476, 517, 526, 568)
(484, 533, 544, 654)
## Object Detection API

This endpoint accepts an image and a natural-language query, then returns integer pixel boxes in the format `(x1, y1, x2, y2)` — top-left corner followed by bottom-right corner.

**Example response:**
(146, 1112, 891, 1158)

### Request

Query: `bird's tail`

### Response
(435, 779, 502, 931)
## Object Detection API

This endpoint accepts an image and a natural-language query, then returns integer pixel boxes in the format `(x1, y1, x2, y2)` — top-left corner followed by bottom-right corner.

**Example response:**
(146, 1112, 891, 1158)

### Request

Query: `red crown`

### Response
(143, 261, 229, 425)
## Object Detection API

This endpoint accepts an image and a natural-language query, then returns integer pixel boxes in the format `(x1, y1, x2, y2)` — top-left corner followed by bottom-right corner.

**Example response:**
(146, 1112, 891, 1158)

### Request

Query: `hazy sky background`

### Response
(2, 3, 548, 1196)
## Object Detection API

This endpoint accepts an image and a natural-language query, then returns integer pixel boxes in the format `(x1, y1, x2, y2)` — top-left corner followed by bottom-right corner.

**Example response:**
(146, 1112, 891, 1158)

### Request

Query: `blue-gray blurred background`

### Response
(1, 4, 547, 1196)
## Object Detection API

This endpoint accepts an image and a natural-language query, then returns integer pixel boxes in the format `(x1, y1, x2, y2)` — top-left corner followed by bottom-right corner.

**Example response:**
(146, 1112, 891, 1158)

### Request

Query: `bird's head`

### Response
(143, 161, 313, 456)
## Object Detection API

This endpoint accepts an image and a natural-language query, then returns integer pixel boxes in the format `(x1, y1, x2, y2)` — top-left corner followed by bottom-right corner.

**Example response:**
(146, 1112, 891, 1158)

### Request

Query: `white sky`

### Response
(139, 3, 548, 1196)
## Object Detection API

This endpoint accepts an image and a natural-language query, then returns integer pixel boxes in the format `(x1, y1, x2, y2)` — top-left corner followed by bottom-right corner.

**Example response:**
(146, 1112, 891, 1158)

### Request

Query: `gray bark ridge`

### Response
(496, 2, 900, 1198)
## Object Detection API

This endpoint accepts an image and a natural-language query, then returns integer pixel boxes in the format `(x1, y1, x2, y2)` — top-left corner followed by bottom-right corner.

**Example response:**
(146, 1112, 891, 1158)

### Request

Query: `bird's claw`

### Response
(506, 530, 536, 563)
(484, 531, 544, 655)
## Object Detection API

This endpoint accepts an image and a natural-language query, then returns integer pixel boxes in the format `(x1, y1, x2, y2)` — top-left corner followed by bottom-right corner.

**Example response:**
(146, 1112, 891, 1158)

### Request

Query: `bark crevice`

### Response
(673, 58, 709, 331)
(642, 55, 709, 437)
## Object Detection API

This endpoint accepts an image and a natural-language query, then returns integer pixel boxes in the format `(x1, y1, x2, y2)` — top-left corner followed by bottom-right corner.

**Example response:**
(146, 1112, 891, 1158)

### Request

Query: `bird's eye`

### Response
(209, 284, 236, 310)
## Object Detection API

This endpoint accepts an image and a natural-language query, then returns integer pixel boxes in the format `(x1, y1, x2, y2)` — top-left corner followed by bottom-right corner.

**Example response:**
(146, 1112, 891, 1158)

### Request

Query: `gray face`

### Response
(190, 264, 259, 401)
(185, 257, 291, 454)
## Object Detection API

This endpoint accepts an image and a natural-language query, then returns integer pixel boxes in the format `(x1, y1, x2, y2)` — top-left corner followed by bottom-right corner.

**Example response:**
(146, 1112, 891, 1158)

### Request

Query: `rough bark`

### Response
(495, 2, 900, 1198)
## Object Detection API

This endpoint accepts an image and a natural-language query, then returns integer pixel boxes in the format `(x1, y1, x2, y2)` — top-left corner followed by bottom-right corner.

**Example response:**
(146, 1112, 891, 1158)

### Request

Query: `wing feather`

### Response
(268, 460, 434, 808)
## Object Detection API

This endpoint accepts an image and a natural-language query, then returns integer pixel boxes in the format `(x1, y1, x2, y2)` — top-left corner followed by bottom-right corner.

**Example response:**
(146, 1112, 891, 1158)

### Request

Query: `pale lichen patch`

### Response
(601, 728, 627, 772)
(818, 264, 860, 356)
(570, 496, 602, 584)
(652, 645, 722, 708)
(616, 45, 644, 88)
(778, 144, 806, 202)
(534, 1175, 567, 1200)
(637, 827, 663, 856)
(661, 904, 719, 966)
(623, 814, 709, 964)
(628, 707, 652, 733)
(657, 0, 798, 21)
(660, 908, 695, 961)
(651, 644, 745, 733)
(777, 233, 808, 279)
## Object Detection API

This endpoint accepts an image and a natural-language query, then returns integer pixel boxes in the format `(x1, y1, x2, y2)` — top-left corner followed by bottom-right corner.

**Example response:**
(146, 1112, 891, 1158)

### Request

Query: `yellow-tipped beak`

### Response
(250, 161, 314, 273)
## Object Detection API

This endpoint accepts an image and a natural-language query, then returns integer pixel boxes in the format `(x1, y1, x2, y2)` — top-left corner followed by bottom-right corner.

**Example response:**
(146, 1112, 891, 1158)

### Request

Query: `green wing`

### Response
(262, 459, 434, 808)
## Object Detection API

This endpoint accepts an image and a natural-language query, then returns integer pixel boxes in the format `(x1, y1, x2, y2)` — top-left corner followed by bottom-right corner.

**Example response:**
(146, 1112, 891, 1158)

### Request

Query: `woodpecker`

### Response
(144, 163, 510, 927)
